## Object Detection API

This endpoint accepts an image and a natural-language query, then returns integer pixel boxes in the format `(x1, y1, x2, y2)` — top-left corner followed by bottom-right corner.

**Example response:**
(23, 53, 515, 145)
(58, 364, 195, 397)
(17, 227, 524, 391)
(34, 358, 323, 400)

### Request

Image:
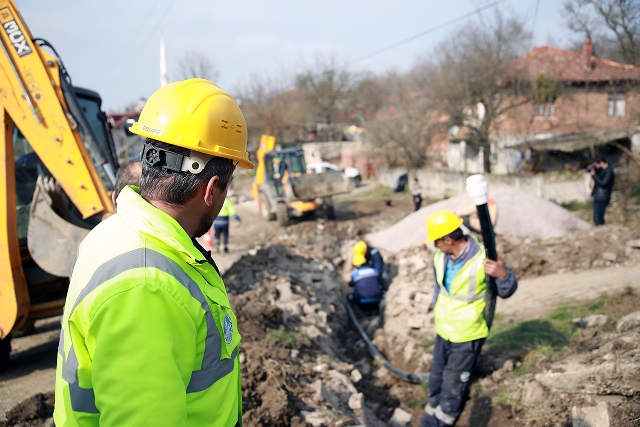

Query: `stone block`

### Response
(389, 408, 412, 427)
(350, 368, 362, 383)
(413, 292, 431, 307)
(617, 311, 640, 332)
(348, 392, 364, 410)
(521, 380, 545, 406)
(572, 401, 611, 427)
(276, 282, 293, 302)
(602, 252, 617, 262)
(626, 239, 640, 249)
(573, 315, 609, 328)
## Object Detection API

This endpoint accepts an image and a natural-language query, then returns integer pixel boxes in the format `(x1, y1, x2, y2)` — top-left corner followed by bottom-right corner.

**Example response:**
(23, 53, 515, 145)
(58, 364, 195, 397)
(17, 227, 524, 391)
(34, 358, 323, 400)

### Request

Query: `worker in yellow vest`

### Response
(213, 198, 241, 253)
(420, 210, 518, 427)
(54, 79, 253, 427)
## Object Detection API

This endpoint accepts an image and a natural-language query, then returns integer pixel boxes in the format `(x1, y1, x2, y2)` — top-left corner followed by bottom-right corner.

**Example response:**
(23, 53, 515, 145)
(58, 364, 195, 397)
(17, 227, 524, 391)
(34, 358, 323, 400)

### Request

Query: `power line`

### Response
(114, 0, 178, 76)
(349, 0, 509, 64)
(111, 1, 162, 73)
(529, 0, 541, 50)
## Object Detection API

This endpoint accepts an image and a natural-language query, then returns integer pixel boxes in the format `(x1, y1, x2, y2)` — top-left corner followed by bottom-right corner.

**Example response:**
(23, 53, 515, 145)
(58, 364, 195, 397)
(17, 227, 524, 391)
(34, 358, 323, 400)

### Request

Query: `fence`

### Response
(378, 168, 592, 203)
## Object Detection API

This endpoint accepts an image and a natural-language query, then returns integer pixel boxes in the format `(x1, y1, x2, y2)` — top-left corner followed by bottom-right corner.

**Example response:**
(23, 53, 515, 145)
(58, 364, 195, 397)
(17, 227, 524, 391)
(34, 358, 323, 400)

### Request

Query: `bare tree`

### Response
(175, 50, 220, 82)
(367, 73, 443, 168)
(563, 0, 640, 65)
(236, 71, 306, 144)
(295, 54, 355, 140)
(415, 10, 531, 172)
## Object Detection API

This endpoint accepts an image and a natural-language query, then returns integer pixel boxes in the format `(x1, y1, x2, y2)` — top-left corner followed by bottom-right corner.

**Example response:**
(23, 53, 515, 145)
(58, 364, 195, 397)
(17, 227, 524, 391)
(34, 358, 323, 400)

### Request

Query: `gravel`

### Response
(366, 188, 591, 254)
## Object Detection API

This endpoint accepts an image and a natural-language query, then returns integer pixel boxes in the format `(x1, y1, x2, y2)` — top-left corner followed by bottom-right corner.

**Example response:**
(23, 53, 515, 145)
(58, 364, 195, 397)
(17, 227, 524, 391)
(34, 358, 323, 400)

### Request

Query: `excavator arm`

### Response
(0, 0, 115, 340)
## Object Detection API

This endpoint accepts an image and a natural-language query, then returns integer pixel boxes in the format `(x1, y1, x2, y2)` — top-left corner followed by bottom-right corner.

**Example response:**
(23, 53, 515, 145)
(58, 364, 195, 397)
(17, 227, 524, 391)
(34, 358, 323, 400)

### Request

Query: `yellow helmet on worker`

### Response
(426, 210, 463, 243)
(129, 79, 254, 169)
(353, 241, 368, 256)
(352, 253, 367, 266)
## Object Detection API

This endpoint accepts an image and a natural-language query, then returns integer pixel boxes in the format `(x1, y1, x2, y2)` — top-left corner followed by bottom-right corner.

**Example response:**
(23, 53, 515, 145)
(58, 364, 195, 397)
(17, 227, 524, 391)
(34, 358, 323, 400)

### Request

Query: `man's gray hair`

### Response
(139, 138, 235, 204)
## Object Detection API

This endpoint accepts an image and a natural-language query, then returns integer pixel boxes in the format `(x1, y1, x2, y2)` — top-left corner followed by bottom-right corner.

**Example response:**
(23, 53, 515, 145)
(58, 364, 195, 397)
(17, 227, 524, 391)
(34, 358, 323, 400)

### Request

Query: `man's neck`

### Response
(449, 238, 469, 260)
(146, 198, 202, 238)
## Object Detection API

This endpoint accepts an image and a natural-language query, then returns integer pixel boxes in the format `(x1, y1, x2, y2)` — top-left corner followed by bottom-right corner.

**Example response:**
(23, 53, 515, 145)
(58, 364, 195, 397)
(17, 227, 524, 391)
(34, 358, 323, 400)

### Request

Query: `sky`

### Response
(18, 0, 574, 112)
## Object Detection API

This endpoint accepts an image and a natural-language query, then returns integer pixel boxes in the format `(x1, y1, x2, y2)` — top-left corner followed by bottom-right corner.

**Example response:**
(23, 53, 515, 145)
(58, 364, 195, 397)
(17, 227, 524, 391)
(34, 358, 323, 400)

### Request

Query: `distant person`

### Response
(589, 155, 614, 226)
(411, 177, 423, 211)
(421, 210, 518, 427)
(213, 197, 241, 253)
(348, 251, 386, 311)
(353, 240, 389, 289)
(112, 159, 142, 204)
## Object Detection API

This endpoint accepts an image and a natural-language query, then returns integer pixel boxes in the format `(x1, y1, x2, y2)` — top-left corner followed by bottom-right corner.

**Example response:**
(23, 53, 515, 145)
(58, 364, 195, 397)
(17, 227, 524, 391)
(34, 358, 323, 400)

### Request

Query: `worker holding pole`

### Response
(420, 192, 518, 426)
(54, 79, 253, 427)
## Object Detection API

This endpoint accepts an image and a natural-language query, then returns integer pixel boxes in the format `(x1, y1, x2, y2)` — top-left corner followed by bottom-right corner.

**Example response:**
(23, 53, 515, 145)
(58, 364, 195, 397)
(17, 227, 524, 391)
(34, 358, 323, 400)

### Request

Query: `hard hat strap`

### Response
(142, 143, 213, 174)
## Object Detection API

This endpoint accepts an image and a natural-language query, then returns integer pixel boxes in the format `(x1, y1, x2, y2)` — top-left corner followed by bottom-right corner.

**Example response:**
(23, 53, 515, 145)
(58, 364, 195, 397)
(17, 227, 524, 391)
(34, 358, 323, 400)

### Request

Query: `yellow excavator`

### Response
(0, 0, 117, 368)
(251, 134, 350, 226)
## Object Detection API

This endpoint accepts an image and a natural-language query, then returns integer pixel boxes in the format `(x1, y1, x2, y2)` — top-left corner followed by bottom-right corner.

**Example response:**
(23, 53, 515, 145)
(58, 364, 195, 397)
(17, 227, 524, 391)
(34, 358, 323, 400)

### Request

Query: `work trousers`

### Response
(214, 225, 229, 250)
(593, 200, 609, 226)
(420, 335, 485, 427)
(413, 195, 423, 211)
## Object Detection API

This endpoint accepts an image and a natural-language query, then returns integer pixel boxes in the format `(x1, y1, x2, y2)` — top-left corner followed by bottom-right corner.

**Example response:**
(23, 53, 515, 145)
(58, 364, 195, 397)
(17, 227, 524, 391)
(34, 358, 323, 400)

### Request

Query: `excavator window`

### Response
(74, 87, 118, 188)
(289, 150, 307, 176)
(13, 128, 50, 242)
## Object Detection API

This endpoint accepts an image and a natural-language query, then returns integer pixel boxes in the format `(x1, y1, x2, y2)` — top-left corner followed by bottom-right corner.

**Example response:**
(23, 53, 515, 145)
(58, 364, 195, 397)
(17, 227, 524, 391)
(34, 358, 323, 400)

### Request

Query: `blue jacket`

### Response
(349, 266, 383, 302)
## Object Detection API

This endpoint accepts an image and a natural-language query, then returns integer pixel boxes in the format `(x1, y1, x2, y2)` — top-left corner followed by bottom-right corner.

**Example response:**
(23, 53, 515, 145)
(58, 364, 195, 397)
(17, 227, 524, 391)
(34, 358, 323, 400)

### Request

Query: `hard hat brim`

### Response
(425, 218, 463, 243)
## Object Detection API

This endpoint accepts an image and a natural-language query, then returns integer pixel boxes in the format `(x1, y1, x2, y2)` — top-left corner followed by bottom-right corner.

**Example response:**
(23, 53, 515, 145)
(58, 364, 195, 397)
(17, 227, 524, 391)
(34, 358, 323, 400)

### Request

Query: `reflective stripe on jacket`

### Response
(54, 186, 242, 427)
(349, 266, 382, 301)
(433, 236, 489, 343)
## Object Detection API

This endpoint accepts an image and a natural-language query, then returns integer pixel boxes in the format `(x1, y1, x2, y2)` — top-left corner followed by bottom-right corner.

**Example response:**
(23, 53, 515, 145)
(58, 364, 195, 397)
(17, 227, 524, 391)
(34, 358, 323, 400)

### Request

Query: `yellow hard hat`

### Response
(353, 253, 367, 266)
(426, 210, 463, 243)
(353, 241, 368, 256)
(129, 79, 254, 169)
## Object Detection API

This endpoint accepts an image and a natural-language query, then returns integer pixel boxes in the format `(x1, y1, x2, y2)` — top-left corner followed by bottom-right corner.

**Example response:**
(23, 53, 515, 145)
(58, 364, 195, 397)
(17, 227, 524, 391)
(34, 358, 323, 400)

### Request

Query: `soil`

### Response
(2, 178, 640, 427)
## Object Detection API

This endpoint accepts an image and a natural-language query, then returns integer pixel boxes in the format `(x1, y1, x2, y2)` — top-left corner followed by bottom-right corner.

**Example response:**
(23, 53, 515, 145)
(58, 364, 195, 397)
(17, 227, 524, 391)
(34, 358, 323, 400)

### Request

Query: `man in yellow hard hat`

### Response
(353, 240, 389, 289)
(348, 249, 386, 311)
(54, 79, 252, 427)
(420, 210, 518, 427)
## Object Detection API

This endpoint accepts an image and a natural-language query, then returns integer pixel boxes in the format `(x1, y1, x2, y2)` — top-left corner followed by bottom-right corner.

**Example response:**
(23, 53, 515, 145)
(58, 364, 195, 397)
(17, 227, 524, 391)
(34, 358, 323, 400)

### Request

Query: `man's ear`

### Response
(204, 176, 221, 207)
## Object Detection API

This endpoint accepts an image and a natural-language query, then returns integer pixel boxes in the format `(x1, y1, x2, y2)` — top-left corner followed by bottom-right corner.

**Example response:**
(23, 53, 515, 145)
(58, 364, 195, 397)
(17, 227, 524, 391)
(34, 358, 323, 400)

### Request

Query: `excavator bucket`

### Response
(289, 169, 350, 200)
(27, 177, 90, 278)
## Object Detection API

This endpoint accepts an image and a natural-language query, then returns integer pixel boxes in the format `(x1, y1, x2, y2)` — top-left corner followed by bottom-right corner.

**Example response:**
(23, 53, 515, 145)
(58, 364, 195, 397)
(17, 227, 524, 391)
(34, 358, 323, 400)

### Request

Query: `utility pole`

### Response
(160, 36, 167, 87)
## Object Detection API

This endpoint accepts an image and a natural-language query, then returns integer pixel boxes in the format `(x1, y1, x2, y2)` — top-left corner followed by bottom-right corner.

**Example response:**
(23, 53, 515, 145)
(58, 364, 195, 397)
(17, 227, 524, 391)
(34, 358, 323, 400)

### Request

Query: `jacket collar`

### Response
(116, 186, 207, 264)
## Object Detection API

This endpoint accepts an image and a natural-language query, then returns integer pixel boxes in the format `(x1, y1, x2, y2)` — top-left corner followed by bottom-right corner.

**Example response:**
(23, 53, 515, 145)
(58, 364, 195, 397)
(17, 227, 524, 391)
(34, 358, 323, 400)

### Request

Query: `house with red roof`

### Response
(487, 39, 640, 174)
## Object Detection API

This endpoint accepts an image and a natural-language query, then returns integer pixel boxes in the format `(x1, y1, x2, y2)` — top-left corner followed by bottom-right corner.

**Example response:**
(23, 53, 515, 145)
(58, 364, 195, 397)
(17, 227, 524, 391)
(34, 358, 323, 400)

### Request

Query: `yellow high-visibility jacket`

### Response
(54, 186, 242, 427)
(433, 237, 489, 343)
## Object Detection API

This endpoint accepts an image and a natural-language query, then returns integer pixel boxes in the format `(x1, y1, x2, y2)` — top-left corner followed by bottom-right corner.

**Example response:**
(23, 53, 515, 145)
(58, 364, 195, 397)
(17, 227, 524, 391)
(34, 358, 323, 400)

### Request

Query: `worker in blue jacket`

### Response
(348, 251, 386, 311)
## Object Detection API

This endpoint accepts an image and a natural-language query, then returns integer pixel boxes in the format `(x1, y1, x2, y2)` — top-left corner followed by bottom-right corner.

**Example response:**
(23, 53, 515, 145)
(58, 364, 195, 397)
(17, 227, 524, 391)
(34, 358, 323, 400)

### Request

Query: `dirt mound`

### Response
(0, 392, 53, 427)
(500, 223, 640, 279)
(367, 188, 591, 254)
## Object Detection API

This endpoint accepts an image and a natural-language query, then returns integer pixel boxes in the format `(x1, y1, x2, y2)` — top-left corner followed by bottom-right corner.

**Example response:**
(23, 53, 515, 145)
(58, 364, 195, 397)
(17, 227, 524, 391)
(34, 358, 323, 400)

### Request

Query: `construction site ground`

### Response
(2, 179, 640, 426)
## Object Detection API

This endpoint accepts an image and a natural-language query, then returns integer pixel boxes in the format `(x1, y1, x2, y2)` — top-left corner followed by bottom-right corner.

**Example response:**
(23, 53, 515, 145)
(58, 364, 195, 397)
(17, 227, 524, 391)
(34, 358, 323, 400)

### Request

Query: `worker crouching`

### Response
(347, 244, 388, 311)
(421, 210, 518, 427)
(53, 79, 253, 427)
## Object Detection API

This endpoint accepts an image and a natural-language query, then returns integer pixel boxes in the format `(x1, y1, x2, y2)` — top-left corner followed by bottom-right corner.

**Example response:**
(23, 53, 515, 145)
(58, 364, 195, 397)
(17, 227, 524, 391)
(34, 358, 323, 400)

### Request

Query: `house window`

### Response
(533, 102, 555, 117)
(608, 93, 625, 116)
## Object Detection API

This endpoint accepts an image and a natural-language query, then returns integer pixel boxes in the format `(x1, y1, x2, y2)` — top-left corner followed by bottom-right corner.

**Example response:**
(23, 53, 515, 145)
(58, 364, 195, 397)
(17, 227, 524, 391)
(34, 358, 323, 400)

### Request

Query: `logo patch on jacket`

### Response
(223, 314, 233, 346)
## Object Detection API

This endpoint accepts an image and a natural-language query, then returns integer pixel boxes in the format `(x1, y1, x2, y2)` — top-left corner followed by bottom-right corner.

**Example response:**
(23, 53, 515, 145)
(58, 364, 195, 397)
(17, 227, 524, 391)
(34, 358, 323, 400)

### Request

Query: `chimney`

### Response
(582, 39, 593, 68)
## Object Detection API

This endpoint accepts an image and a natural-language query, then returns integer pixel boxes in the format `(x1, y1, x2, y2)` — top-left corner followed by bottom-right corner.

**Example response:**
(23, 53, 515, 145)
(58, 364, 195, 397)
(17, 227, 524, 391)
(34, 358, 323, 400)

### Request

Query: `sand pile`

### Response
(367, 188, 591, 254)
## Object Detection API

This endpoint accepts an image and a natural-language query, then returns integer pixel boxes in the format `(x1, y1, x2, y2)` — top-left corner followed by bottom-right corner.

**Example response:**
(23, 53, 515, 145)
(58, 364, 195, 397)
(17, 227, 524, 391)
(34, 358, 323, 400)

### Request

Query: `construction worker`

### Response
(353, 241, 389, 290)
(348, 252, 385, 311)
(421, 210, 518, 427)
(111, 159, 142, 204)
(53, 79, 253, 427)
(213, 197, 241, 253)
